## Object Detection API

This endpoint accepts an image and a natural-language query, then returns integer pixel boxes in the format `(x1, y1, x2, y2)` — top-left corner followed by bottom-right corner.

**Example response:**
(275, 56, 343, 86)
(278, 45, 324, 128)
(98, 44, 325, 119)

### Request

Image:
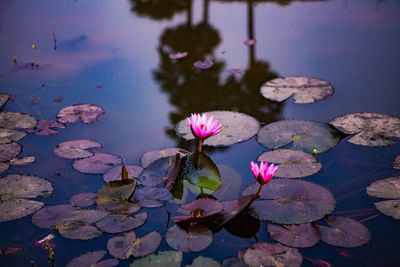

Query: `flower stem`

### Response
(198, 139, 203, 153)
(256, 184, 263, 196)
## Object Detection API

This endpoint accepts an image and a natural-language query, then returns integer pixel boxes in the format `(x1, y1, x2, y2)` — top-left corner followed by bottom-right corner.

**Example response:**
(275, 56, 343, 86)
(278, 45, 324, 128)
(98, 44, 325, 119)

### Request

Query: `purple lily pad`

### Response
(32, 204, 75, 229)
(0, 162, 9, 174)
(57, 103, 105, 124)
(0, 142, 21, 162)
(244, 242, 302, 267)
(66, 250, 119, 267)
(133, 187, 172, 208)
(96, 180, 140, 215)
(130, 250, 183, 267)
(0, 111, 37, 129)
(69, 192, 97, 207)
(172, 198, 223, 223)
(267, 223, 320, 248)
(107, 231, 162, 259)
(393, 155, 400, 169)
(318, 216, 371, 247)
(215, 194, 257, 225)
(139, 156, 177, 187)
(9, 156, 35, 165)
(222, 257, 246, 267)
(73, 152, 122, 174)
(366, 176, 400, 219)
(103, 165, 142, 183)
(55, 209, 108, 240)
(140, 147, 189, 168)
(96, 212, 147, 234)
(193, 59, 213, 69)
(0, 129, 26, 144)
(241, 179, 335, 224)
(25, 119, 65, 136)
(169, 52, 188, 59)
(166, 224, 213, 253)
(54, 139, 102, 159)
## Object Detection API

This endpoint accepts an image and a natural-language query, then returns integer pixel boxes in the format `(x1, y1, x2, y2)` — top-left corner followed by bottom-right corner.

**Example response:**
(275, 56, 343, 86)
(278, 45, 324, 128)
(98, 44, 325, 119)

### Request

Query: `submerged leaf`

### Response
(73, 152, 122, 174)
(260, 76, 334, 104)
(57, 103, 105, 124)
(54, 139, 102, 159)
(166, 224, 213, 253)
(140, 147, 189, 168)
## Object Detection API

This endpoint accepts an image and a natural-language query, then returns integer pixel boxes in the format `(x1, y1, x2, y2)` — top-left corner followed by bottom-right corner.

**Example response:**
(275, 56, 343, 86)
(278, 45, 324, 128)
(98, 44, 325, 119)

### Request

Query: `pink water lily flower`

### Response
(186, 113, 222, 141)
(251, 160, 278, 185)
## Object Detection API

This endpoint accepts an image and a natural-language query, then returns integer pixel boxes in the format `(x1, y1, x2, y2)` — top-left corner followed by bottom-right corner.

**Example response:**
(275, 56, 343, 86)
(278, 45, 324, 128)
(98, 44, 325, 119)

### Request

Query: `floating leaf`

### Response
(215, 194, 257, 225)
(241, 179, 335, 224)
(166, 224, 213, 253)
(187, 256, 221, 267)
(0, 199, 45, 223)
(57, 103, 105, 124)
(0, 112, 37, 129)
(318, 216, 371, 247)
(0, 142, 21, 162)
(329, 112, 400, 146)
(107, 231, 162, 259)
(222, 257, 246, 267)
(54, 139, 102, 159)
(0, 94, 10, 108)
(366, 176, 400, 219)
(25, 119, 65, 136)
(9, 156, 35, 165)
(260, 76, 334, 104)
(193, 60, 213, 69)
(66, 250, 119, 267)
(176, 111, 260, 146)
(139, 156, 176, 187)
(73, 152, 122, 174)
(257, 120, 340, 154)
(96, 180, 140, 214)
(169, 52, 188, 59)
(258, 149, 321, 178)
(0, 129, 26, 144)
(140, 147, 189, 168)
(69, 192, 97, 207)
(32, 204, 74, 229)
(55, 209, 108, 240)
(129, 250, 182, 267)
(133, 187, 172, 208)
(0, 162, 9, 174)
(96, 212, 147, 233)
(103, 165, 142, 183)
(243, 242, 302, 267)
(267, 223, 320, 248)
(393, 155, 400, 169)
(172, 198, 223, 223)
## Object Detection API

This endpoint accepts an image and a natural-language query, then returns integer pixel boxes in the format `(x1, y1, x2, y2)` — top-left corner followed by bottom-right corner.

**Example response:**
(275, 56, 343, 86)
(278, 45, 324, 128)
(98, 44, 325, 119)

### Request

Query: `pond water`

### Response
(0, 0, 400, 266)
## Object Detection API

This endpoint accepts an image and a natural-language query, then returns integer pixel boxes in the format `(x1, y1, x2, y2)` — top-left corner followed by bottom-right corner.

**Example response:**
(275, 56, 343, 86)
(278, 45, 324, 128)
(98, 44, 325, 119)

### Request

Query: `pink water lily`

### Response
(251, 160, 278, 185)
(186, 113, 222, 141)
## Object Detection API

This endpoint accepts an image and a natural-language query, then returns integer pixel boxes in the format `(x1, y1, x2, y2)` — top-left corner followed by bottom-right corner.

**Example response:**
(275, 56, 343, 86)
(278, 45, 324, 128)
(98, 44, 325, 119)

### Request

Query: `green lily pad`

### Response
(0, 112, 37, 129)
(32, 204, 74, 229)
(55, 209, 108, 240)
(260, 76, 334, 104)
(393, 155, 400, 169)
(73, 152, 122, 174)
(187, 256, 221, 267)
(103, 165, 142, 183)
(54, 139, 102, 159)
(243, 242, 303, 267)
(66, 250, 119, 267)
(96, 180, 140, 214)
(0, 142, 21, 162)
(329, 112, 400, 146)
(267, 223, 320, 248)
(257, 120, 340, 154)
(129, 250, 182, 267)
(318, 216, 371, 247)
(176, 111, 260, 146)
(140, 147, 189, 168)
(0, 94, 10, 108)
(166, 224, 213, 253)
(257, 149, 321, 178)
(96, 212, 147, 233)
(241, 179, 335, 224)
(107, 231, 162, 259)
(0, 129, 27, 144)
(366, 176, 400, 219)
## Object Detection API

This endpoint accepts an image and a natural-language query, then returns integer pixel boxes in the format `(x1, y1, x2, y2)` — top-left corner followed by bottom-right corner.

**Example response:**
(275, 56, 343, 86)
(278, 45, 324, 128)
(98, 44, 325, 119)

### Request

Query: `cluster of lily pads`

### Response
(1, 74, 400, 266)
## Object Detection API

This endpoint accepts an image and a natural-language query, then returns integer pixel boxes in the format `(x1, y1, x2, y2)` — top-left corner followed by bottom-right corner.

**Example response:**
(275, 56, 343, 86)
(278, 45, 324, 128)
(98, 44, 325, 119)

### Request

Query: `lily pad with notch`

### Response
(166, 224, 213, 253)
(132, 187, 172, 208)
(0, 174, 53, 222)
(267, 222, 320, 248)
(257, 120, 340, 154)
(73, 152, 122, 174)
(103, 165, 142, 183)
(140, 147, 189, 168)
(69, 192, 97, 207)
(329, 112, 400, 146)
(54, 139, 102, 159)
(0, 142, 21, 162)
(366, 176, 400, 219)
(96, 212, 147, 233)
(172, 198, 223, 223)
(66, 250, 119, 267)
(129, 250, 182, 267)
(258, 149, 322, 178)
(107, 231, 162, 259)
(241, 179, 335, 224)
(57, 103, 105, 124)
(96, 180, 140, 215)
(25, 119, 65, 136)
(32, 204, 75, 229)
(55, 209, 108, 240)
(0, 112, 37, 129)
(260, 76, 334, 104)
(318, 215, 371, 247)
(176, 111, 260, 147)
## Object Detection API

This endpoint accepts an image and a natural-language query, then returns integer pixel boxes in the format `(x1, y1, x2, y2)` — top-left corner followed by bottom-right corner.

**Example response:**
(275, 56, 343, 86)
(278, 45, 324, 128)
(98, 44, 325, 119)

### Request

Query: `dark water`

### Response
(0, 0, 399, 266)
